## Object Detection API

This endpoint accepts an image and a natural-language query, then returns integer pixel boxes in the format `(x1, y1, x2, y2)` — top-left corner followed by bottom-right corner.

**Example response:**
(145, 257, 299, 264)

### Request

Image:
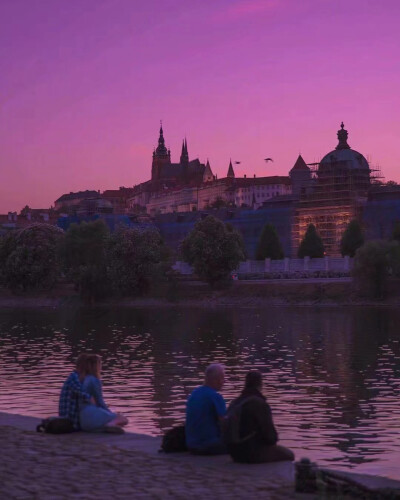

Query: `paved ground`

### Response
(0, 413, 312, 500)
(2, 412, 400, 499)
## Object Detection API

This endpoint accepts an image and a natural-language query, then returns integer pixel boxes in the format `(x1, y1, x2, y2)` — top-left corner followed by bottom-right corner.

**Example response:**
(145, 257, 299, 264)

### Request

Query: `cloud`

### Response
(212, 0, 280, 23)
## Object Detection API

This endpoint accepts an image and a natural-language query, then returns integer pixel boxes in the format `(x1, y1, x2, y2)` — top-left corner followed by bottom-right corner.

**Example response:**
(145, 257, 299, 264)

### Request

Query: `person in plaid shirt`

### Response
(59, 354, 91, 430)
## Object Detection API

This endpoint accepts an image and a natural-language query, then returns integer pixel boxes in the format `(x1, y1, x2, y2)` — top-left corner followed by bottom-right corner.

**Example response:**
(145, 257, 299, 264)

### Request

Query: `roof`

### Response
(102, 188, 135, 198)
(290, 155, 310, 171)
(319, 148, 369, 171)
(55, 190, 99, 203)
(234, 176, 291, 187)
(319, 123, 369, 171)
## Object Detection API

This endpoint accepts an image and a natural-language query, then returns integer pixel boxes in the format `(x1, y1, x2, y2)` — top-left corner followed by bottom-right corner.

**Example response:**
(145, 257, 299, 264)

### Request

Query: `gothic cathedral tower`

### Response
(151, 124, 171, 181)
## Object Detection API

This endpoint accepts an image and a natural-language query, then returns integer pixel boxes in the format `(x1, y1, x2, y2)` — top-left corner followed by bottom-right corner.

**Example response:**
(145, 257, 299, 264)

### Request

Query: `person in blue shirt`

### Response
(79, 354, 128, 433)
(59, 353, 92, 430)
(185, 363, 227, 455)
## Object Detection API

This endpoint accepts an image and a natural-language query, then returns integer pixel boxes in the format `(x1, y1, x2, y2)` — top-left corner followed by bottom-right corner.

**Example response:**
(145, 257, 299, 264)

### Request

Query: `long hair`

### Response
(85, 354, 102, 379)
(76, 353, 89, 381)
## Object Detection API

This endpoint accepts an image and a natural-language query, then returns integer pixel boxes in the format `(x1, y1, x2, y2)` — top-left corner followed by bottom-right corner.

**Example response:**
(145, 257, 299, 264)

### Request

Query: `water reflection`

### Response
(1, 306, 400, 478)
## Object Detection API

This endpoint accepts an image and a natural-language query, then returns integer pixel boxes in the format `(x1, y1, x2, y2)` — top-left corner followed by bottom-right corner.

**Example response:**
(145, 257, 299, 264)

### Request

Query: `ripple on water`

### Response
(1, 306, 400, 479)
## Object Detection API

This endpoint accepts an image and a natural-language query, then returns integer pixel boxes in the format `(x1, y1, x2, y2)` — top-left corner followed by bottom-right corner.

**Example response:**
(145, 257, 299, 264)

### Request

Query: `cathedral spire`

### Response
(155, 122, 168, 157)
(336, 122, 351, 150)
(180, 137, 189, 165)
(227, 159, 235, 178)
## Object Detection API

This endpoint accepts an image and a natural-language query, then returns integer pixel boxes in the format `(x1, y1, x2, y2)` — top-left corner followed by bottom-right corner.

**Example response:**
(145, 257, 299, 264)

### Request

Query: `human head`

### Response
(244, 370, 263, 391)
(75, 353, 89, 380)
(85, 354, 102, 379)
(205, 363, 225, 391)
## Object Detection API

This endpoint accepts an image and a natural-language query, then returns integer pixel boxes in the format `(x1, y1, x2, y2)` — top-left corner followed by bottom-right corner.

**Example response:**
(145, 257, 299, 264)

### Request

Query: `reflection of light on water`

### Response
(1, 306, 400, 479)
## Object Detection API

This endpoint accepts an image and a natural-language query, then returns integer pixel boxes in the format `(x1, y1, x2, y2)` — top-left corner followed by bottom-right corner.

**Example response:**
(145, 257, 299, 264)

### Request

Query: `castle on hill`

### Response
(50, 122, 400, 257)
(127, 125, 292, 214)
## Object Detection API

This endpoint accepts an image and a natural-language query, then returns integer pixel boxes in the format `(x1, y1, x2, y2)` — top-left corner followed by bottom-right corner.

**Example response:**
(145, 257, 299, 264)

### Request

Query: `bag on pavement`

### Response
(36, 417, 75, 434)
(160, 425, 187, 453)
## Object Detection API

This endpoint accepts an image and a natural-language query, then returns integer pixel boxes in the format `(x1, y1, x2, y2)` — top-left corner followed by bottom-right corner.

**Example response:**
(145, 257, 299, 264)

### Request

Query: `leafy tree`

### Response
(392, 221, 400, 243)
(181, 215, 246, 285)
(352, 240, 394, 298)
(60, 219, 110, 301)
(0, 223, 64, 291)
(297, 224, 325, 258)
(107, 226, 169, 296)
(209, 197, 229, 209)
(386, 180, 398, 186)
(340, 220, 364, 257)
(255, 224, 284, 260)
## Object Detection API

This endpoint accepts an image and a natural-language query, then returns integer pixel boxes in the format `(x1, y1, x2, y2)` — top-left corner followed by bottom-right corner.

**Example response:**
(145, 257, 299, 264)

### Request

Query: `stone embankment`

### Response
(0, 414, 303, 500)
(2, 413, 400, 499)
(1, 278, 400, 308)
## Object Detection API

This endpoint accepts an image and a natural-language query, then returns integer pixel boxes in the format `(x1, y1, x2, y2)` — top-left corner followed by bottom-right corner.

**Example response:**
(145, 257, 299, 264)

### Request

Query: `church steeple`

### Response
(227, 159, 235, 178)
(180, 137, 189, 165)
(155, 123, 169, 158)
(152, 122, 171, 181)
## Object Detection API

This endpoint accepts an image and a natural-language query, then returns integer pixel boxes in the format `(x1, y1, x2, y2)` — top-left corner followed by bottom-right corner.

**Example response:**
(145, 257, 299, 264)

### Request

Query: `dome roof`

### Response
(319, 123, 369, 171)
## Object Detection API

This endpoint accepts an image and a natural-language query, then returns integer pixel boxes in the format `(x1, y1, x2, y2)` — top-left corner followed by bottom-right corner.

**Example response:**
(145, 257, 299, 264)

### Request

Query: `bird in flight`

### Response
(264, 158, 273, 162)
(234, 161, 241, 164)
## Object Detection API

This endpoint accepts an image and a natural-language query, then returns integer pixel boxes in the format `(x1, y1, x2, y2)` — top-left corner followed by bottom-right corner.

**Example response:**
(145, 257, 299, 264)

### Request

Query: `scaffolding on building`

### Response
(292, 160, 384, 256)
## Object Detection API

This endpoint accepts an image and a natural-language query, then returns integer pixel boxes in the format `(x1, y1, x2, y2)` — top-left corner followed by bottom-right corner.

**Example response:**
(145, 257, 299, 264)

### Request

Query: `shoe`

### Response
(104, 426, 125, 434)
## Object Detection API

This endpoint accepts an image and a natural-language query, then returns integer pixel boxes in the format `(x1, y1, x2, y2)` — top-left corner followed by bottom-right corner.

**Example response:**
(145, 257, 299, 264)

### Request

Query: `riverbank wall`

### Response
(2, 411, 400, 499)
(1, 278, 400, 308)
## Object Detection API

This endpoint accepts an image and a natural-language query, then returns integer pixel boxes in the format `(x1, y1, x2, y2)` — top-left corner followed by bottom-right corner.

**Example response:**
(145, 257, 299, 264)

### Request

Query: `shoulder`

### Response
(84, 375, 100, 385)
(67, 371, 79, 381)
(245, 396, 271, 412)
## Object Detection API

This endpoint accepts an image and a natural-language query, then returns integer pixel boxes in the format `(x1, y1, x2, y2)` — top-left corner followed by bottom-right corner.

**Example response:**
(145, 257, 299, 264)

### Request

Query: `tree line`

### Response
(0, 216, 399, 299)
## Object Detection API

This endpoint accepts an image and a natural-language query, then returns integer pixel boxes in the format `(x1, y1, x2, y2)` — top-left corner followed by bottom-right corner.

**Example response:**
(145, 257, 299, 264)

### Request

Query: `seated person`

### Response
(59, 353, 91, 430)
(185, 363, 227, 455)
(79, 354, 128, 433)
(227, 370, 294, 463)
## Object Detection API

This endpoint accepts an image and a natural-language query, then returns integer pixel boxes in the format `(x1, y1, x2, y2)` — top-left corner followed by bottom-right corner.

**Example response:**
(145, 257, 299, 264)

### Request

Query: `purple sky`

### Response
(1, 0, 399, 212)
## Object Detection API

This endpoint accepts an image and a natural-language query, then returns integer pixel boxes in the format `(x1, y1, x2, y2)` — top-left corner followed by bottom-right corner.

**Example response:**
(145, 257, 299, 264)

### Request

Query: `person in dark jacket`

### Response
(227, 370, 294, 463)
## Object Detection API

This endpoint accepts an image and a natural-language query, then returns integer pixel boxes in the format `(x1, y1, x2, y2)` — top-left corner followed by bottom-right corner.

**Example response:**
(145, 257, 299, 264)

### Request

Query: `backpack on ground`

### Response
(221, 397, 258, 446)
(160, 425, 187, 453)
(36, 417, 75, 434)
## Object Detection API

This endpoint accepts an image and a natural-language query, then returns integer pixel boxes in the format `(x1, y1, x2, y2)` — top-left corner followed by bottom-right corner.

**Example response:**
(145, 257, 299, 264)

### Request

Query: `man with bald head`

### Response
(185, 363, 228, 455)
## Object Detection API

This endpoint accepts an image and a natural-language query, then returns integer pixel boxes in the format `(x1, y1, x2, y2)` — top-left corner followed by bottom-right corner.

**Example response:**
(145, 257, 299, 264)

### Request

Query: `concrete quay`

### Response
(1, 412, 400, 499)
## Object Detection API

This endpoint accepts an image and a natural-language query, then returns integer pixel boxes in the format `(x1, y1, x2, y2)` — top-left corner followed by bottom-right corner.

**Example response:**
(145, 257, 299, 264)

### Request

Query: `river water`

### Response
(1, 305, 400, 479)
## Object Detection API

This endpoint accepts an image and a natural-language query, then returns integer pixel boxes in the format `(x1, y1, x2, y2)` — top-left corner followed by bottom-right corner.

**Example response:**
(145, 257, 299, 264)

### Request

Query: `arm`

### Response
(69, 372, 91, 402)
(254, 401, 278, 445)
(213, 393, 227, 422)
(90, 377, 109, 411)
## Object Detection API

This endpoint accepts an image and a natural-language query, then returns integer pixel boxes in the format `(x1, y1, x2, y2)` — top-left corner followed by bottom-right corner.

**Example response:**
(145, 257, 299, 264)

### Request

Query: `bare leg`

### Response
(106, 414, 128, 428)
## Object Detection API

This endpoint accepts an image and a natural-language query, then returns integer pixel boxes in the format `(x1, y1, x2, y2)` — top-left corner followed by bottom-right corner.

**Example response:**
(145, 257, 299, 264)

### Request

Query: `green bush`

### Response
(298, 224, 325, 258)
(60, 219, 110, 301)
(181, 215, 245, 286)
(255, 224, 284, 260)
(352, 240, 400, 298)
(340, 220, 364, 257)
(392, 221, 400, 243)
(0, 224, 64, 291)
(107, 226, 169, 296)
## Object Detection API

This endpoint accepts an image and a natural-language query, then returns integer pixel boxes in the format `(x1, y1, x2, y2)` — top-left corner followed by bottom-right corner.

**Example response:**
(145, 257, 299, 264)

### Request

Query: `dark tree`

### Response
(340, 219, 364, 257)
(60, 219, 110, 302)
(255, 224, 284, 260)
(297, 224, 325, 258)
(0, 223, 64, 291)
(107, 226, 169, 296)
(352, 240, 393, 298)
(181, 215, 246, 285)
(392, 221, 400, 243)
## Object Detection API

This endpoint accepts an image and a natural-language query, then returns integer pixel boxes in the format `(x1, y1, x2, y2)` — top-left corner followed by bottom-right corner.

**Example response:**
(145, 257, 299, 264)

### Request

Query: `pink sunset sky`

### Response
(1, 0, 399, 213)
